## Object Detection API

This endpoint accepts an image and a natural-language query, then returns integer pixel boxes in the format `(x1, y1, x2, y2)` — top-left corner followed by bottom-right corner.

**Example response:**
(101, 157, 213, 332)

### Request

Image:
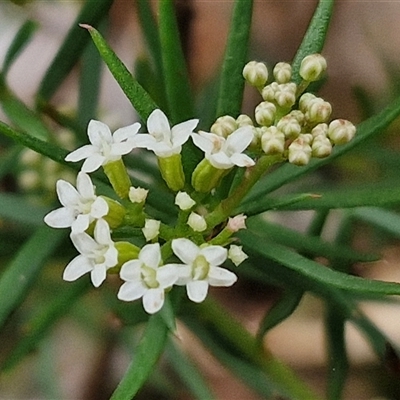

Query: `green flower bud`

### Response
(114, 241, 140, 270)
(299, 53, 327, 82)
(157, 153, 185, 192)
(192, 158, 229, 193)
(273, 62, 292, 84)
(255, 101, 276, 126)
(243, 61, 269, 87)
(328, 119, 356, 145)
(101, 196, 126, 229)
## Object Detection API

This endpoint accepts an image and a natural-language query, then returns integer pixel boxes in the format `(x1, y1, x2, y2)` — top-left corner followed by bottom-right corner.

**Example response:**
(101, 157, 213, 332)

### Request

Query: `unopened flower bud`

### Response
(142, 219, 161, 241)
(255, 101, 276, 126)
(328, 119, 356, 145)
(188, 212, 207, 232)
(288, 138, 312, 166)
(261, 126, 285, 155)
(227, 214, 247, 232)
(273, 62, 292, 84)
(277, 115, 302, 139)
(299, 53, 327, 82)
(311, 123, 328, 138)
(243, 61, 269, 87)
(298, 133, 313, 145)
(261, 82, 279, 102)
(129, 187, 148, 204)
(312, 135, 332, 158)
(299, 93, 317, 113)
(288, 110, 305, 125)
(274, 83, 296, 108)
(175, 191, 196, 210)
(305, 98, 332, 124)
(211, 115, 238, 137)
(228, 245, 248, 266)
(236, 114, 254, 127)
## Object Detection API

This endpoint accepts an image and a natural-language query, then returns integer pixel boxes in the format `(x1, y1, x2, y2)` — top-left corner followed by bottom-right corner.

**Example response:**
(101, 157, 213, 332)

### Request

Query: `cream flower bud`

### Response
(243, 61, 269, 87)
(129, 187, 149, 203)
(228, 245, 248, 266)
(273, 62, 292, 84)
(236, 114, 254, 127)
(175, 191, 196, 210)
(299, 93, 317, 113)
(299, 53, 327, 82)
(227, 214, 247, 232)
(261, 126, 285, 155)
(312, 135, 332, 158)
(277, 115, 302, 139)
(255, 101, 276, 126)
(328, 119, 356, 145)
(274, 83, 296, 108)
(298, 133, 313, 145)
(305, 98, 332, 124)
(142, 219, 161, 241)
(288, 110, 305, 125)
(311, 123, 328, 138)
(211, 115, 238, 138)
(188, 212, 207, 232)
(261, 82, 279, 102)
(288, 138, 312, 166)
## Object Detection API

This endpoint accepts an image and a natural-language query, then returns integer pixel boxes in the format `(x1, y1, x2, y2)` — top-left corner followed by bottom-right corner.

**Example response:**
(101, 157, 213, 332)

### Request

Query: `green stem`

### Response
(192, 298, 320, 400)
(206, 155, 283, 228)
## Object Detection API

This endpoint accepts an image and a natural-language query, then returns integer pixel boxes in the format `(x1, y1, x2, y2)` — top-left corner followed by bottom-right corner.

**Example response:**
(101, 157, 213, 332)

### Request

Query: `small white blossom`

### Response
(228, 245, 248, 266)
(117, 243, 179, 314)
(142, 219, 161, 241)
(227, 214, 247, 232)
(188, 212, 207, 232)
(129, 186, 148, 203)
(191, 127, 255, 170)
(65, 120, 140, 173)
(44, 172, 108, 233)
(171, 238, 237, 303)
(64, 219, 117, 287)
(175, 191, 196, 210)
(135, 109, 198, 158)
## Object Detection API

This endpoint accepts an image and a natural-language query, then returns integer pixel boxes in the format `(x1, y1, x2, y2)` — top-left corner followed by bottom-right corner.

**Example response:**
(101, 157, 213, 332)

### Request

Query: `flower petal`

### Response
(76, 172, 95, 199)
(171, 238, 199, 265)
(230, 153, 255, 167)
(208, 266, 237, 287)
(70, 232, 97, 254)
(63, 255, 93, 281)
(81, 154, 105, 173)
(56, 180, 79, 207)
(88, 120, 112, 147)
(186, 280, 209, 303)
(120, 260, 142, 281)
(71, 214, 90, 233)
(143, 288, 165, 314)
(225, 126, 254, 153)
(118, 281, 147, 301)
(171, 118, 198, 147)
(94, 219, 112, 245)
(191, 132, 214, 154)
(139, 243, 161, 269)
(157, 264, 179, 288)
(201, 246, 228, 266)
(104, 246, 118, 267)
(44, 208, 75, 228)
(147, 109, 170, 137)
(65, 145, 97, 162)
(90, 197, 109, 219)
(207, 151, 233, 169)
(91, 265, 107, 287)
(113, 122, 141, 143)
(110, 142, 135, 156)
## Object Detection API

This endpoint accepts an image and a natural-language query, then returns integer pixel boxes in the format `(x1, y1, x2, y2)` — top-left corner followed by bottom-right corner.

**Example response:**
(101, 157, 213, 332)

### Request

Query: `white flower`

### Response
(142, 219, 161, 241)
(129, 186, 148, 203)
(135, 109, 199, 158)
(65, 119, 141, 172)
(227, 214, 247, 232)
(188, 212, 207, 232)
(228, 245, 248, 266)
(175, 191, 196, 210)
(44, 172, 108, 233)
(64, 219, 118, 287)
(191, 127, 255, 169)
(171, 238, 237, 303)
(117, 243, 179, 314)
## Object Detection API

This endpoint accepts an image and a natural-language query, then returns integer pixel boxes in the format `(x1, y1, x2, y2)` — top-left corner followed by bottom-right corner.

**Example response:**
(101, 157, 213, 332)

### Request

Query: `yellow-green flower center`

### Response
(192, 255, 210, 280)
(141, 265, 159, 288)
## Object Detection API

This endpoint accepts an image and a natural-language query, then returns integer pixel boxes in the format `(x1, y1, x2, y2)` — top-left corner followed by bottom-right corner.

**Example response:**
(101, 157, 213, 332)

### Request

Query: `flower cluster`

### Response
(44, 53, 356, 314)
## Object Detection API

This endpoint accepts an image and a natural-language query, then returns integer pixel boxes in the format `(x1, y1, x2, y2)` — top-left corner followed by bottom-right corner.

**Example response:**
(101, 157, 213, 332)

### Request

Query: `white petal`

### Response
(110, 142, 135, 156)
(76, 172, 95, 199)
(104, 246, 118, 267)
(139, 243, 161, 269)
(191, 132, 214, 154)
(120, 260, 142, 281)
(44, 208, 75, 228)
(118, 281, 147, 301)
(157, 264, 179, 288)
(147, 109, 171, 137)
(171, 238, 199, 265)
(81, 154, 105, 173)
(207, 152, 233, 169)
(56, 180, 79, 208)
(70, 232, 97, 254)
(143, 288, 165, 314)
(230, 153, 255, 167)
(186, 280, 209, 303)
(176, 265, 192, 285)
(88, 120, 112, 147)
(152, 142, 177, 157)
(201, 246, 228, 266)
(133, 134, 157, 149)
(113, 122, 141, 143)
(71, 214, 90, 233)
(94, 219, 112, 245)
(63, 255, 93, 281)
(90, 197, 109, 219)
(225, 126, 254, 153)
(65, 145, 97, 162)
(91, 265, 107, 287)
(208, 266, 237, 287)
(171, 118, 198, 147)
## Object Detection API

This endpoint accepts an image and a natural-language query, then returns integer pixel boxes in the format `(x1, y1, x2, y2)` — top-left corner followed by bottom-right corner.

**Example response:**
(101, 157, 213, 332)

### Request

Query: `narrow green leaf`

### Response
(0, 226, 67, 329)
(158, 0, 194, 123)
(2, 20, 38, 77)
(244, 92, 400, 200)
(37, 0, 113, 101)
(110, 314, 169, 400)
(165, 340, 215, 400)
(257, 289, 304, 340)
(0, 193, 50, 226)
(239, 229, 400, 296)
(216, 0, 254, 118)
(1, 278, 90, 372)
(83, 25, 158, 121)
(291, 0, 334, 83)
